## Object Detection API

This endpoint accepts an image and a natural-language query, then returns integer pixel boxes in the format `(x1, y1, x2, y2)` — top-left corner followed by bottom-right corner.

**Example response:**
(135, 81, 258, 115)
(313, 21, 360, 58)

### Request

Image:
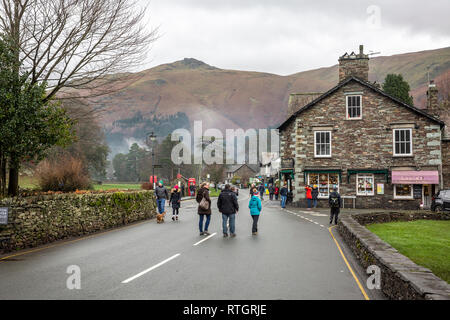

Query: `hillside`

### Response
(86, 47, 450, 154)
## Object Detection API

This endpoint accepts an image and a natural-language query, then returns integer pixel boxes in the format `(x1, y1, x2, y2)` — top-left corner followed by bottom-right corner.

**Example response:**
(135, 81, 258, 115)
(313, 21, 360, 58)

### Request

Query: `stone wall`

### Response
(0, 191, 156, 254)
(443, 139, 450, 189)
(282, 80, 443, 209)
(338, 212, 450, 300)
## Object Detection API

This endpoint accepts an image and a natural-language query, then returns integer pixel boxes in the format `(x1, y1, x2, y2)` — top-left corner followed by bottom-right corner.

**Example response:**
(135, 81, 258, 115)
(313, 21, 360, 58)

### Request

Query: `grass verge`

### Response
(367, 220, 450, 283)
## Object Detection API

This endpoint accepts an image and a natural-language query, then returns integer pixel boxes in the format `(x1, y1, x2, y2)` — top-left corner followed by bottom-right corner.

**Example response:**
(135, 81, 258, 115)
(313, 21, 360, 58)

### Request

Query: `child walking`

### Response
(248, 189, 262, 235)
(170, 185, 182, 221)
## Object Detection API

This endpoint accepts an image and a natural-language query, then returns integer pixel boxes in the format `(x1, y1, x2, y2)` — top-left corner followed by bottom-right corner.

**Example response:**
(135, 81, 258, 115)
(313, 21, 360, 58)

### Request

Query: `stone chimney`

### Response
(426, 80, 439, 117)
(339, 45, 370, 83)
(288, 93, 323, 116)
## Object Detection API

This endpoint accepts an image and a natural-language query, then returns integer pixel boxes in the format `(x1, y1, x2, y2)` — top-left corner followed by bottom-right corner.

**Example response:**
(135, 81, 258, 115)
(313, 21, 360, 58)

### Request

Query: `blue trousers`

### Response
(222, 213, 236, 235)
(281, 195, 287, 208)
(199, 214, 211, 233)
(157, 199, 166, 214)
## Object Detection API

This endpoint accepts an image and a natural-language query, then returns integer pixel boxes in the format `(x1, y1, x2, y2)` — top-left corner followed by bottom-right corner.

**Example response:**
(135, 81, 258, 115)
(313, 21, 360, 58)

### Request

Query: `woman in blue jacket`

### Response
(248, 189, 262, 235)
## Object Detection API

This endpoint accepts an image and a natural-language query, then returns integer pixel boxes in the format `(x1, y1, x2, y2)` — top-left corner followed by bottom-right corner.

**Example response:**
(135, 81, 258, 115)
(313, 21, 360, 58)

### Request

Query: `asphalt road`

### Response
(0, 192, 386, 300)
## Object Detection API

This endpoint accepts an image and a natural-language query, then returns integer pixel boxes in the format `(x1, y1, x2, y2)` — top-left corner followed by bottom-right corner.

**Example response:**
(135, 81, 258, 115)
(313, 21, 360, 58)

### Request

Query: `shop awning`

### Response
(391, 171, 439, 185)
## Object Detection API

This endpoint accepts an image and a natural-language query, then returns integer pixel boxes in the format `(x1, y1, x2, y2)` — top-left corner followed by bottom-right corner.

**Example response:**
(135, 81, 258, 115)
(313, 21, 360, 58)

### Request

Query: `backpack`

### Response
(199, 190, 210, 210)
(330, 194, 340, 208)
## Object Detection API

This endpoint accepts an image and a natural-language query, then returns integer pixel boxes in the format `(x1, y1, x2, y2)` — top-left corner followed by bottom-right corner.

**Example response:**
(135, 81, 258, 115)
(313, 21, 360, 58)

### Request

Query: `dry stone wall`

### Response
(0, 191, 156, 254)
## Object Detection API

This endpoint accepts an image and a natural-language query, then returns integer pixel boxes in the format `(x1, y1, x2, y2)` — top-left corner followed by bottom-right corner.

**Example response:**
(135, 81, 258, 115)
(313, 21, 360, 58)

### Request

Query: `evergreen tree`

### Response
(382, 74, 414, 105)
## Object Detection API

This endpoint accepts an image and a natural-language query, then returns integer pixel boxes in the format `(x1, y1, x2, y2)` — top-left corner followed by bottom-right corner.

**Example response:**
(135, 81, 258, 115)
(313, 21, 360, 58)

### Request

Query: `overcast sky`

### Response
(139, 0, 450, 75)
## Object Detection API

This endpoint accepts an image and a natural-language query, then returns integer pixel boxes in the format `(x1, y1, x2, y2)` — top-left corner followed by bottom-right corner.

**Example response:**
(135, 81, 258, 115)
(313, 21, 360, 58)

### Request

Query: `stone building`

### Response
(224, 164, 259, 185)
(278, 45, 449, 209)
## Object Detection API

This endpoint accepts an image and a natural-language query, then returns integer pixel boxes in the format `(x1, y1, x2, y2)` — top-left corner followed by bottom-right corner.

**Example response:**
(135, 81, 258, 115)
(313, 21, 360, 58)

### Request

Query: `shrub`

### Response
(36, 156, 92, 192)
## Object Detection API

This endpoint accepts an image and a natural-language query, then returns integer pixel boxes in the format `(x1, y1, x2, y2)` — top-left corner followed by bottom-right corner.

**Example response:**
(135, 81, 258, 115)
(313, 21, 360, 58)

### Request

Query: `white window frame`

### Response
(314, 131, 332, 158)
(356, 174, 375, 196)
(394, 184, 414, 200)
(393, 128, 413, 157)
(346, 95, 363, 120)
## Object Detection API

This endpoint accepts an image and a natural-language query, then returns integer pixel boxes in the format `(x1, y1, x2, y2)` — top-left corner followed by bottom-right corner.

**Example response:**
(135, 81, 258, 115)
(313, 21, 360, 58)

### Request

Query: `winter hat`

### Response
(174, 185, 179, 190)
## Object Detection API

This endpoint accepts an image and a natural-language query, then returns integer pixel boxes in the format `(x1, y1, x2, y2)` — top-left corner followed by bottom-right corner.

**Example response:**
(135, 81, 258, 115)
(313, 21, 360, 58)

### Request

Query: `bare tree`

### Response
(0, 0, 158, 101)
(0, 0, 157, 195)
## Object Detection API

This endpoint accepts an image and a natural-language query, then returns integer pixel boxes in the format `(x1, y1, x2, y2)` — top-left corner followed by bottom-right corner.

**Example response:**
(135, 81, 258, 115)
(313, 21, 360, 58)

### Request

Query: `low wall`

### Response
(0, 191, 156, 254)
(338, 211, 450, 300)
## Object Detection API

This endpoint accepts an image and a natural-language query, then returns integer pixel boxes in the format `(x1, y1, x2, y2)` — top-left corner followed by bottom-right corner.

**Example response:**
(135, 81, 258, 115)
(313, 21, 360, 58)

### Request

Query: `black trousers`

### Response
(269, 193, 274, 200)
(330, 207, 340, 224)
(252, 215, 260, 233)
(173, 207, 179, 215)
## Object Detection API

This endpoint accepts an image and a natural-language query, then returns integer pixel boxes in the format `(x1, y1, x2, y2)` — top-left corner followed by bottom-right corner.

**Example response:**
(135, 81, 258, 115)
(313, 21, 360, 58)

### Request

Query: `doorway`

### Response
(422, 185, 432, 209)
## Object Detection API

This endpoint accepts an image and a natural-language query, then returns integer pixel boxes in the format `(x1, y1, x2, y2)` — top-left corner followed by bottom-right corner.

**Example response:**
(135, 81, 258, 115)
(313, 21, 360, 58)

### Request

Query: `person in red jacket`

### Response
(274, 186, 280, 201)
(305, 185, 313, 210)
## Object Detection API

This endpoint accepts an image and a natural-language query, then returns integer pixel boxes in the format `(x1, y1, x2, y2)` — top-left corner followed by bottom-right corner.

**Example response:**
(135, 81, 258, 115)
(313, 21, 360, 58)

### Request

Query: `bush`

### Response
(36, 156, 92, 192)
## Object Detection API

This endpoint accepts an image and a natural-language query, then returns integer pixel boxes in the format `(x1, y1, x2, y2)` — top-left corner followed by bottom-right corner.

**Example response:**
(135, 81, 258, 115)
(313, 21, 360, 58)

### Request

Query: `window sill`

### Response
(346, 118, 363, 121)
(314, 156, 332, 159)
(393, 155, 414, 158)
(393, 198, 415, 201)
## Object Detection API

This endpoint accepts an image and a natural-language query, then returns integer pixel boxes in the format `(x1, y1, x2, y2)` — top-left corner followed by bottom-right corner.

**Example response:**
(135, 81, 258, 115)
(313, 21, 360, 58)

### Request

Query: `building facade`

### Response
(278, 46, 448, 209)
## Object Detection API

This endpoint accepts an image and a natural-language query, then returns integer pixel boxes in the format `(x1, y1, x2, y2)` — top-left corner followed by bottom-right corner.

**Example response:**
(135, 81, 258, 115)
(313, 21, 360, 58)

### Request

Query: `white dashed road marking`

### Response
(193, 233, 217, 246)
(122, 254, 181, 284)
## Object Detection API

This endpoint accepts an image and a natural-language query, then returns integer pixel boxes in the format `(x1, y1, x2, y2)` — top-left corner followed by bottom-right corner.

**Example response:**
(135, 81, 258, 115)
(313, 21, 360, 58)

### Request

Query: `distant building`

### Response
(278, 45, 449, 209)
(224, 164, 259, 185)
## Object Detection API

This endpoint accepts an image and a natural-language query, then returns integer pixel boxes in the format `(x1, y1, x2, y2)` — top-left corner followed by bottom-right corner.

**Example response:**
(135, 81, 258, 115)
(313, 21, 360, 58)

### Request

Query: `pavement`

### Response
(0, 192, 386, 300)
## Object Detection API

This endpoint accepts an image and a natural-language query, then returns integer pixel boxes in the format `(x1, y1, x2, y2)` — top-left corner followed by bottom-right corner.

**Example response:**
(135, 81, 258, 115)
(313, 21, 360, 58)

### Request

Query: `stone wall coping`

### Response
(338, 212, 450, 300)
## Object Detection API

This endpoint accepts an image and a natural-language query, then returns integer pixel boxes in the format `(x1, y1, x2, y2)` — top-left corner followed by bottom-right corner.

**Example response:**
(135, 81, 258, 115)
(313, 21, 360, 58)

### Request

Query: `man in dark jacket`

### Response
(268, 184, 275, 201)
(217, 184, 239, 238)
(155, 182, 169, 215)
(312, 185, 319, 208)
(280, 183, 288, 208)
(258, 184, 265, 200)
(328, 188, 342, 225)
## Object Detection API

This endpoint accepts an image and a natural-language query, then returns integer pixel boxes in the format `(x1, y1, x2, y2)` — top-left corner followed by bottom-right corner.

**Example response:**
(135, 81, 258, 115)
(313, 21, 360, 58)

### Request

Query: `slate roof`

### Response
(278, 76, 445, 131)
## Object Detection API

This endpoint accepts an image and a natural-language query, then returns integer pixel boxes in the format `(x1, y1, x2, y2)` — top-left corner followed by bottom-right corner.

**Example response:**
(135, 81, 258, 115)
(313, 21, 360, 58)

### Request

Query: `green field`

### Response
(367, 220, 450, 283)
(93, 183, 142, 191)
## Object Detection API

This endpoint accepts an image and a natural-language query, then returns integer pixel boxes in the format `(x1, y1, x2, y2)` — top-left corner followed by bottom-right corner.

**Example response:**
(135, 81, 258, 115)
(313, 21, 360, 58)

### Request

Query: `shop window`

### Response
(346, 95, 362, 119)
(394, 184, 413, 199)
(393, 129, 413, 156)
(308, 173, 339, 198)
(357, 174, 374, 196)
(314, 131, 332, 158)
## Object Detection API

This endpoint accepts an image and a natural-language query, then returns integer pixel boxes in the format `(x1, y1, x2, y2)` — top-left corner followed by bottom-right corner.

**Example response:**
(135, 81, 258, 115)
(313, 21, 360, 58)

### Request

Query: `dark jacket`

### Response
(217, 189, 239, 215)
(196, 187, 212, 215)
(170, 189, 182, 209)
(258, 185, 265, 194)
(280, 186, 288, 197)
(329, 191, 342, 208)
(268, 185, 275, 194)
(312, 187, 319, 200)
(155, 185, 169, 200)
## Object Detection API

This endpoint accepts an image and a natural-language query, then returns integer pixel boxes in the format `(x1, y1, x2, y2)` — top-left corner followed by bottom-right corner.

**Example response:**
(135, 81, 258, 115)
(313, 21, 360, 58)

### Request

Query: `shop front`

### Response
(391, 171, 440, 209)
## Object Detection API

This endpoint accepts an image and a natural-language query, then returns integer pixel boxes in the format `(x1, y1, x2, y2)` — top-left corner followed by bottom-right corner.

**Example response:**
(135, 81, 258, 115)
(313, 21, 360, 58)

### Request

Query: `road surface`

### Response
(0, 192, 385, 300)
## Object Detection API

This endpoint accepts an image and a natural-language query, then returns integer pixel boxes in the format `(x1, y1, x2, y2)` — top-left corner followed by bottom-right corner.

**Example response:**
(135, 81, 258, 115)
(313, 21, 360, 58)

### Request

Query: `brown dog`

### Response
(156, 212, 166, 224)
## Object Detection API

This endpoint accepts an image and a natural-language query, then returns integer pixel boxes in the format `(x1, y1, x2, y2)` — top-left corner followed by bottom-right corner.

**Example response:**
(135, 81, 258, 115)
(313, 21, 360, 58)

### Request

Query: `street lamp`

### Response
(147, 132, 157, 189)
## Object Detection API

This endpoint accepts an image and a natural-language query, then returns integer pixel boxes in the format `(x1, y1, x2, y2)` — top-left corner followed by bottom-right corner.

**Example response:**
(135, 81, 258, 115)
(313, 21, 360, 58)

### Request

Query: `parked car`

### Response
(431, 189, 450, 212)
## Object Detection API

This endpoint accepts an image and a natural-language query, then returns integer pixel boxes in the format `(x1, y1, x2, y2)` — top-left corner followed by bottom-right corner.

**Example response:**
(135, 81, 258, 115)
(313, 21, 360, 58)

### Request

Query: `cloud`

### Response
(140, 0, 450, 75)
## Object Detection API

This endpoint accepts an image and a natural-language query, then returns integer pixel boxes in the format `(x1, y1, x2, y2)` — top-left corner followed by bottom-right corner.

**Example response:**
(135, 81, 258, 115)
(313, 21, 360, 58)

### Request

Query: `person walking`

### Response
(258, 184, 265, 200)
(181, 184, 185, 197)
(249, 189, 262, 235)
(189, 184, 196, 197)
(170, 185, 182, 221)
(249, 184, 256, 196)
(275, 185, 279, 201)
(196, 182, 212, 236)
(280, 183, 288, 209)
(268, 184, 275, 201)
(329, 187, 342, 225)
(217, 184, 239, 238)
(312, 185, 319, 209)
(305, 185, 313, 210)
(155, 181, 169, 216)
